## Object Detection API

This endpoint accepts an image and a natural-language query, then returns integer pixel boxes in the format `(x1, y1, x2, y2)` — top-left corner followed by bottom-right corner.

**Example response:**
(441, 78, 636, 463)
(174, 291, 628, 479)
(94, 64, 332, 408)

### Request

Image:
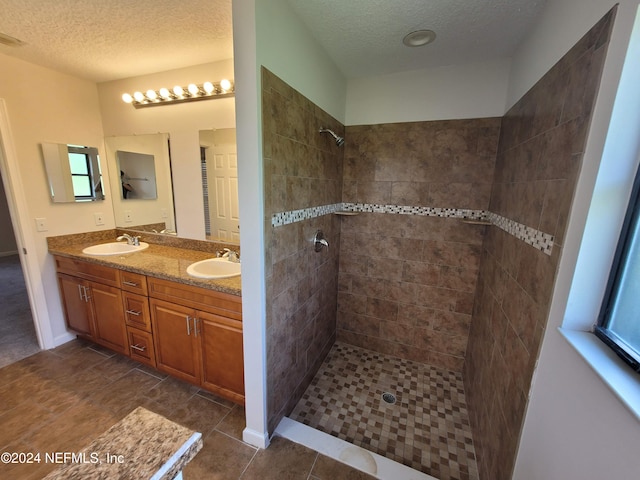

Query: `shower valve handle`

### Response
(314, 230, 329, 252)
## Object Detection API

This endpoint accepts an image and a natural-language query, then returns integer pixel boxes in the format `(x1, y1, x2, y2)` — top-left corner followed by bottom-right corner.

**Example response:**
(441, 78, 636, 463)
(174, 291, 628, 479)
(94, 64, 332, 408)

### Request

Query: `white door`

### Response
(206, 145, 239, 242)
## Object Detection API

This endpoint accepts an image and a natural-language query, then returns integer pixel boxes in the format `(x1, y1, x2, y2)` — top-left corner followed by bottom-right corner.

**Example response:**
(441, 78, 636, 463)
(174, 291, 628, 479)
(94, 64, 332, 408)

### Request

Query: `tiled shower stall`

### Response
(262, 6, 615, 479)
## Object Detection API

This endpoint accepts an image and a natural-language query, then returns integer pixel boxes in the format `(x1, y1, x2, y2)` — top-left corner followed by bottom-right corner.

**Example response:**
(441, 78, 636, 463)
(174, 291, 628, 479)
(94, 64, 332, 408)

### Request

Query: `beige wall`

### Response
(0, 52, 109, 344)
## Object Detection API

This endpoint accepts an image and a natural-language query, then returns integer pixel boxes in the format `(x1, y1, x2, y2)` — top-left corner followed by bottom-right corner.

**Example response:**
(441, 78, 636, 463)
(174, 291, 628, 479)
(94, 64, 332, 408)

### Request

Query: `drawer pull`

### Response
(130, 344, 146, 352)
(123, 281, 139, 287)
(126, 309, 142, 316)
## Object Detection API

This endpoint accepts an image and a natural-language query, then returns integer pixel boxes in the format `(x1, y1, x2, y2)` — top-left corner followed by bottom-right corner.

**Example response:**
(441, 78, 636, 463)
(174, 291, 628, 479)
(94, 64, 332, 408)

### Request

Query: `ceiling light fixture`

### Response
(402, 29, 436, 47)
(121, 79, 235, 108)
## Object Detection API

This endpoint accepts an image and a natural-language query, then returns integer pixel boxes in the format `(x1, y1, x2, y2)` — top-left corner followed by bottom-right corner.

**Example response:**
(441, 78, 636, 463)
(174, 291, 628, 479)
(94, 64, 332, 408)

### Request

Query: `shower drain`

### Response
(381, 392, 397, 405)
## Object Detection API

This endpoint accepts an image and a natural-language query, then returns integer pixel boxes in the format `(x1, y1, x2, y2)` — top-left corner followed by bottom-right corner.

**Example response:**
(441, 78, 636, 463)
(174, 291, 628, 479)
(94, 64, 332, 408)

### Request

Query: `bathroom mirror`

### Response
(41, 143, 104, 203)
(117, 150, 158, 200)
(105, 134, 176, 232)
(103, 130, 238, 241)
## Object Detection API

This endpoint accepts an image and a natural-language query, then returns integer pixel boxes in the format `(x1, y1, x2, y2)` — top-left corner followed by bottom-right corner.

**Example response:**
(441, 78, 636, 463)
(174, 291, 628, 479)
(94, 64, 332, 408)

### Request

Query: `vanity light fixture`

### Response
(121, 79, 235, 108)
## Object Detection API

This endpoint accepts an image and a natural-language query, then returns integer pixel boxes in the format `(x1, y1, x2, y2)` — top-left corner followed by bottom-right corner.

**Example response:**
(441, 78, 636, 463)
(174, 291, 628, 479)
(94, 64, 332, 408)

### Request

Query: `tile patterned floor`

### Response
(290, 342, 479, 480)
(0, 339, 374, 480)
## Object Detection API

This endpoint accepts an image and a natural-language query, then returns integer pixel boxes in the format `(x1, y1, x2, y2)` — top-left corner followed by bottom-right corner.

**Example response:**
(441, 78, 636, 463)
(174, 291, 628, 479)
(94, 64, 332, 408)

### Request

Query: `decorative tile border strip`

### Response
(271, 203, 343, 227)
(271, 203, 554, 255)
(487, 212, 554, 255)
(340, 202, 488, 220)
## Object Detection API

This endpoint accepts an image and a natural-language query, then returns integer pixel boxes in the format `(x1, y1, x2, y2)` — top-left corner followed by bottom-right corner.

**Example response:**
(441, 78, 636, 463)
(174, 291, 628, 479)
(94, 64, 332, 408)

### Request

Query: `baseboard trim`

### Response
(52, 332, 77, 348)
(242, 427, 270, 449)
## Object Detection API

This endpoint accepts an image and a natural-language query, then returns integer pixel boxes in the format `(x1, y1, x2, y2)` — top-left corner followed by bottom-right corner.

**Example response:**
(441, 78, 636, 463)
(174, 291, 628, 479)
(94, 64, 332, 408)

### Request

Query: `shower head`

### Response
(319, 128, 345, 147)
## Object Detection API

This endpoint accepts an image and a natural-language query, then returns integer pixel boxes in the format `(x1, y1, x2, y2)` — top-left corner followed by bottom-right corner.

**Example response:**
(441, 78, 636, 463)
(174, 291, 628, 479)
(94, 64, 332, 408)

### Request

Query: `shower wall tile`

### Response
(464, 8, 615, 480)
(262, 68, 343, 434)
(337, 115, 500, 373)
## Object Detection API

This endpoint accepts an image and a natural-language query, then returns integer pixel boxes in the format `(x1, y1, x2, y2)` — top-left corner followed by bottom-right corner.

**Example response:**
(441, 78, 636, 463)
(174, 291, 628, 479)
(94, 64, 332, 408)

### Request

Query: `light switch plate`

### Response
(94, 212, 105, 226)
(35, 217, 47, 232)
(124, 210, 132, 223)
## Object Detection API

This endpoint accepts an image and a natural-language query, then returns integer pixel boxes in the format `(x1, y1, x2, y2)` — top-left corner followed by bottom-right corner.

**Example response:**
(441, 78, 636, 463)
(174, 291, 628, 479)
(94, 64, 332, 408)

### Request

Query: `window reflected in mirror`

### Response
(41, 143, 104, 203)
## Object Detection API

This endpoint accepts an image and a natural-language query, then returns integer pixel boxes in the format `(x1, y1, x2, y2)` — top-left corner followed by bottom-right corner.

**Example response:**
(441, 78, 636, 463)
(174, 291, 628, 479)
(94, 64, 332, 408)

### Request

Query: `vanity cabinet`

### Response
(54, 255, 244, 405)
(55, 257, 127, 355)
(149, 277, 244, 404)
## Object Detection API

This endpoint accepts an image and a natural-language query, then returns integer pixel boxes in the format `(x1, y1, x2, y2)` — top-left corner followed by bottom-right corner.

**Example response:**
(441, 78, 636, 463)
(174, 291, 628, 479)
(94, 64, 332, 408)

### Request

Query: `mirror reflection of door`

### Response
(201, 143, 239, 242)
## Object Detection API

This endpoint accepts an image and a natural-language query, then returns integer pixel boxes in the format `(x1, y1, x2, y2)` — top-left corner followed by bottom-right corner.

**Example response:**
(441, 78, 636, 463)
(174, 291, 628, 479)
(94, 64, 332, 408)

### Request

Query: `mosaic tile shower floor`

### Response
(290, 342, 479, 480)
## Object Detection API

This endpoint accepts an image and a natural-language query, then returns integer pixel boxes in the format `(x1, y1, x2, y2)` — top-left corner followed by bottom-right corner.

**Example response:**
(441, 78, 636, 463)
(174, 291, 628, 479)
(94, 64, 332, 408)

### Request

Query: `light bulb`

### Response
(173, 85, 184, 97)
(203, 82, 214, 94)
(220, 79, 232, 92)
(133, 91, 145, 102)
(159, 88, 171, 99)
(188, 83, 200, 96)
(146, 89, 158, 100)
(122, 93, 133, 103)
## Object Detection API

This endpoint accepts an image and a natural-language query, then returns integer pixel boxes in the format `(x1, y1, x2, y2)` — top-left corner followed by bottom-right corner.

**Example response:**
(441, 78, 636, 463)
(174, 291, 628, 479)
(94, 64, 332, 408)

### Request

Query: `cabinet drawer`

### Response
(54, 256, 120, 288)
(127, 327, 156, 367)
(123, 292, 152, 332)
(148, 277, 242, 320)
(121, 271, 148, 296)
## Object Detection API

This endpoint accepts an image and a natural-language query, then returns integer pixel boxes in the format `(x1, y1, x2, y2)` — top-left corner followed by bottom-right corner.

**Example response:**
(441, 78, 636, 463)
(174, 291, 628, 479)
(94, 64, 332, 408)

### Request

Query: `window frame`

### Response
(595, 162, 640, 374)
(67, 145, 101, 201)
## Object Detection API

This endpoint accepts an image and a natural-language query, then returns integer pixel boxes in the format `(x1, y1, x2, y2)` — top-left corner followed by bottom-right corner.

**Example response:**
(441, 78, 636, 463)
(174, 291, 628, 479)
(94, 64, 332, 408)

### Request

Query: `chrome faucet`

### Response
(221, 248, 240, 263)
(116, 234, 140, 246)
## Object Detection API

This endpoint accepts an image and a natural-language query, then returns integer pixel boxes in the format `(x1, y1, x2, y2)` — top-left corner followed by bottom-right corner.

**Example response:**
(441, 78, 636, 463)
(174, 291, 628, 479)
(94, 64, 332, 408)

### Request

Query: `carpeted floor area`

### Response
(0, 254, 40, 368)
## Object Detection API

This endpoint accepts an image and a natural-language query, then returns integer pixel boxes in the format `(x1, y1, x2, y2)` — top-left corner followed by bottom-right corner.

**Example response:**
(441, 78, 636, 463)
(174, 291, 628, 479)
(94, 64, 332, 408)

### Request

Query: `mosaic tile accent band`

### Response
(271, 203, 554, 255)
(487, 211, 554, 255)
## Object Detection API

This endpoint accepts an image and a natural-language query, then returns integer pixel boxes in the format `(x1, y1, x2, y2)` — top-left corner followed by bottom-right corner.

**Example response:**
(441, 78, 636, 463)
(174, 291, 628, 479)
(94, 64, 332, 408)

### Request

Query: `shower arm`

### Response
(319, 127, 345, 147)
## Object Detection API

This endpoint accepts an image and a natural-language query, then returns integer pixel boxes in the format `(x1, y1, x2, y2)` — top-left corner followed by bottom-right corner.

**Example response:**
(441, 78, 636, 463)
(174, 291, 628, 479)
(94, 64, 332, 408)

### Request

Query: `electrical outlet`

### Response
(35, 217, 48, 232)
(94, 212, 105, 226)
(124, 210, 132, 223)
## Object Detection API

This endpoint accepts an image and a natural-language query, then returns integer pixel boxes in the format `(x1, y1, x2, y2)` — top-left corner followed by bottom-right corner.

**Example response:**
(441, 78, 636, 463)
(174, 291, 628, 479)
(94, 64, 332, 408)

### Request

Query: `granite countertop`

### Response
(48, 231, 241, 297)
(43, 407, 202, 480)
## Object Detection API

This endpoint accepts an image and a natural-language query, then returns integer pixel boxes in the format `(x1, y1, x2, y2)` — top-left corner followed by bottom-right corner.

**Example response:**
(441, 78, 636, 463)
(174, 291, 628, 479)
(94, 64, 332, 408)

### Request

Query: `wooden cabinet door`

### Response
(57, 273, 94, 338)
(150, 298, 201, 384)
(198, 310, 244, 404)
(88, 281, 127, 355)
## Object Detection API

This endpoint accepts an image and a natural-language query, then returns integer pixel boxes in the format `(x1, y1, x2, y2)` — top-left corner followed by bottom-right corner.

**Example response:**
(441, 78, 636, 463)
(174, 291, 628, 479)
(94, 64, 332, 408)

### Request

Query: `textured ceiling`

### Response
(288, 0, 547, 78)
(0, 0, 233, 82)
(0, 0, 546, 83)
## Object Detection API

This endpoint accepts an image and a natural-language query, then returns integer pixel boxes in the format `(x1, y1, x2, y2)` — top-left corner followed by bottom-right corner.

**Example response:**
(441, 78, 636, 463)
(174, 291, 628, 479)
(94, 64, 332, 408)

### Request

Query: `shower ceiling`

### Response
(0, 0, 545, 82)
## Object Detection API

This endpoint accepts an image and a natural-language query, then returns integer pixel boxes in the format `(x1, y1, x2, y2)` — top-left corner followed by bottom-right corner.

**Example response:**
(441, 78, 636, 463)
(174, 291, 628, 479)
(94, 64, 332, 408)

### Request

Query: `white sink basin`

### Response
(187, 258, 241, 279)
(82, 241, 149, 256)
